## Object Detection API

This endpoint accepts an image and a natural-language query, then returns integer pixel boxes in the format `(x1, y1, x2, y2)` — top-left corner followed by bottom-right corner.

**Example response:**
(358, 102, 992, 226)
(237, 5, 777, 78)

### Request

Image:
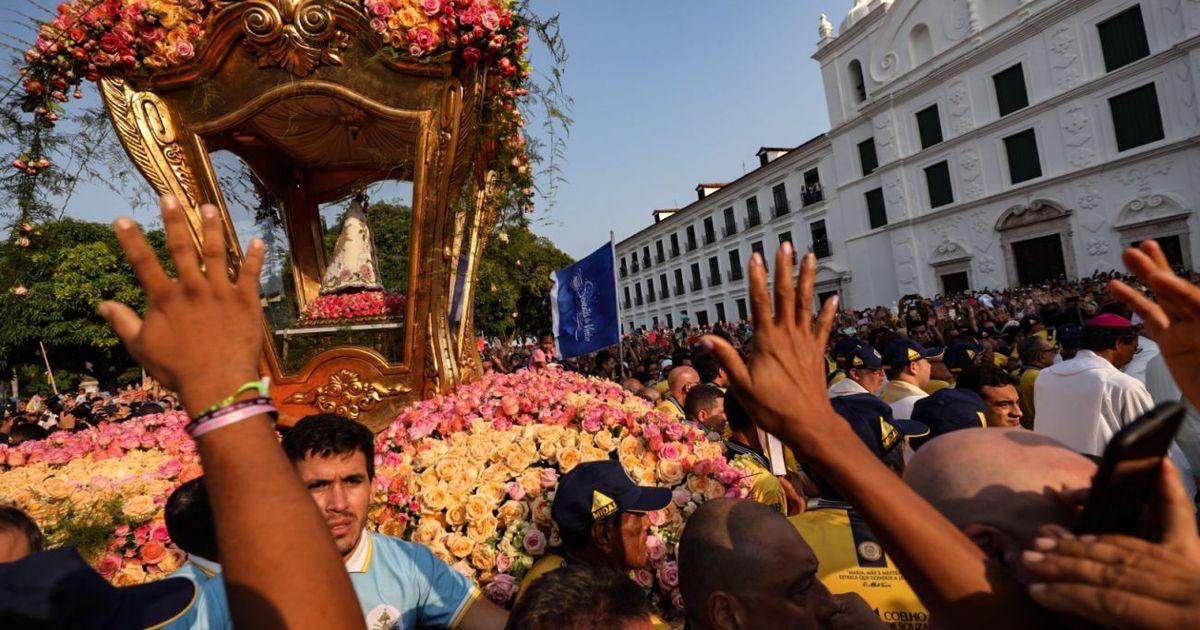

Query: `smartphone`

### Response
(1076, 402, 1187, 535)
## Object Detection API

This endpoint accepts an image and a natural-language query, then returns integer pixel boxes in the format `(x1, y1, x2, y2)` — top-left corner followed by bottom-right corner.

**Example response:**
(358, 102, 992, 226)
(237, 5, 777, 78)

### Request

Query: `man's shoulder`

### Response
(366, 531, 444, 570)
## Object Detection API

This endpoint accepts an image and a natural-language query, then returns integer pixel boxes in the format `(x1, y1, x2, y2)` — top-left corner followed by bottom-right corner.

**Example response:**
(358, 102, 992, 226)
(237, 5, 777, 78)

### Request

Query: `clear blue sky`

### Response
(0, 0, 840, 259)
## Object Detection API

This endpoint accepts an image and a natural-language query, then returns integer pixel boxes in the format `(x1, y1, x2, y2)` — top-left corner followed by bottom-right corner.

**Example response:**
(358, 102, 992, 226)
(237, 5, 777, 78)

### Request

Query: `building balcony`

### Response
(669, 247, 680, 258)
(728, 268, 744, 282)
(770, 205, 790, 219)
(723, 225, 737, 237)
(708, 275, 722, 286)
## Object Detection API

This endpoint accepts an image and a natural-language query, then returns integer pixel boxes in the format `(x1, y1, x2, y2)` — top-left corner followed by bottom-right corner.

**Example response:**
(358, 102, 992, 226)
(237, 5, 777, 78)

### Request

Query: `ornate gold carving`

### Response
(242, 0, 350, 77)
(284, 369, 411, 419)
(100, 77, 198, 207)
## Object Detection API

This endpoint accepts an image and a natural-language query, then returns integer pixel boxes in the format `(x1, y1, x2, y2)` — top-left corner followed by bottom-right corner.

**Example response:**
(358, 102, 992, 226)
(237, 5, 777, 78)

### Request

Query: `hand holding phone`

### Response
(1076, 402, 1187, 536)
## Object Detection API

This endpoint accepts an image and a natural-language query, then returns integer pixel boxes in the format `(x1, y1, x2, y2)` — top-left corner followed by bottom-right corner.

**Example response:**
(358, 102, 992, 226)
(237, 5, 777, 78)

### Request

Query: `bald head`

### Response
(904, 428, 1095, 544)
(667, 366, 700, 403)
(679, 499, 835, 629)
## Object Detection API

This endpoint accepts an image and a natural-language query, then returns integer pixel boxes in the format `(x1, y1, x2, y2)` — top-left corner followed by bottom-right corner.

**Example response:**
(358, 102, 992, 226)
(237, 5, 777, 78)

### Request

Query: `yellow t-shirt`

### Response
(791, 503, 929, 629)
(655, 397, 685, 421)
(729, 450, 787, 515)
(655, 379, 670, 395)
(1017, 367, 1040, 428)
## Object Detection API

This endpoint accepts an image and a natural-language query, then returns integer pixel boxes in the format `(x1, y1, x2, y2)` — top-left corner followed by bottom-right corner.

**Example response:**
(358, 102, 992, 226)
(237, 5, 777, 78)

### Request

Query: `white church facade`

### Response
(615, 0, 1200, 332)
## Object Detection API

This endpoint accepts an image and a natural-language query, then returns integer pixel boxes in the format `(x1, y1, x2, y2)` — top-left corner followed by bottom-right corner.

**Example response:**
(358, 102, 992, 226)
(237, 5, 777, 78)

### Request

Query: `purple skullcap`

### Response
(1085, 313, 1135, 328)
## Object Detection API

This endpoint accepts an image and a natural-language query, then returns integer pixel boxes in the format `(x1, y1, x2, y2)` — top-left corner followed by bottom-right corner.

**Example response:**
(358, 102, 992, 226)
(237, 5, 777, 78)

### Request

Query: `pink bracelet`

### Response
(189, 404, 277, 438)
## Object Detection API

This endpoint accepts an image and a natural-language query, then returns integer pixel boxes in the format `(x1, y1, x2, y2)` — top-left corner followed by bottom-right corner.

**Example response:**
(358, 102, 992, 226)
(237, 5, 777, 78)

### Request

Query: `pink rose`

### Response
(522, 529, 546, 555)
(140, 541, 167, 564)
(642, 423, 661, 440)
(657, 561, 680, 589)
(645, 534, 666, 562)
(495, 552, 512, 573)
(480, 10, 500, 30)
(672, 488, 692, 505)
(647, 509, 667, 527)
(5, 450, 25, 466)
(632, 568, 654, 589)
(371, 2, 391, 17)
(659, 443, 682, 461)
(664, 422, 685, 441)
(499, 396, 519, 417)
(718, 469, 743, 487)
(484, 573, 517, 604)
(174, 40, 194, 59)
(12, 287, 27, 298)
(506, 481, 525, 501)
(420, 0, 441, 16)
(462, 46, 482, 63)
(97, 554, 122, 579)
(149, 523, 170, 543)
(412, 27, 436, 49)
(114, 524, 130, 537)
(537, 467, 557, 488)
(580, 416, 601, 433)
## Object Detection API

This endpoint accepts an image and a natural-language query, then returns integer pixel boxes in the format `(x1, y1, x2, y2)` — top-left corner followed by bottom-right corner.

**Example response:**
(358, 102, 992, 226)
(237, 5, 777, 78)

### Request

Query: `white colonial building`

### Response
(616, 0, 1200, 332)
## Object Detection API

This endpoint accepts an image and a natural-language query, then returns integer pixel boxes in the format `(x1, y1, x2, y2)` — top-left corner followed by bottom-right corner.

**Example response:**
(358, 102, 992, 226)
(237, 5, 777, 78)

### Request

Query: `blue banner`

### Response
(550, 242, 619, 359)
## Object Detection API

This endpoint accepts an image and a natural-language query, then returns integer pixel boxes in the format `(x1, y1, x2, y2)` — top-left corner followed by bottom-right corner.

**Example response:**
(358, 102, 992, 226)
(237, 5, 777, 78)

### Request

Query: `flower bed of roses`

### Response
(0, 369, 748, 620)
(299, 289, 407, 323)
(368, 368, 750, 617)
(0, 412, 202, 584)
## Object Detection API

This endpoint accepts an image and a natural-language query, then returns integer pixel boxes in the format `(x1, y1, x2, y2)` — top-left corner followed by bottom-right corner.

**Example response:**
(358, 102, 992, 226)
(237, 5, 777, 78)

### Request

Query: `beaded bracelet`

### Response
(194, 378, 272, 418)
(186, 396, 275, 437)
(190, 404, 278, 438)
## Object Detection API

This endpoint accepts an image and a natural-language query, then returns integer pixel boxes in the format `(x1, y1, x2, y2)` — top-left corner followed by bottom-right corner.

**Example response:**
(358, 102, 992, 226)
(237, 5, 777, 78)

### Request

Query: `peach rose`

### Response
(139, 541, 167, 565)
(446, 503, 467, 527)
(594, 430, 617, 452)
(470, 545, 496, 571)
(158, 548, 186, 574)
(530, 496, 552, 525)
(556, 447, 582, 473)
(422, 485, 450, 511)
(467, 516, 498, 542)
(448, 533, 475, 558)
(465, 494, 494, 522)
(518, 470, 542, 496)
(413, 519, 443, 545)
(497, 500, 528, 526)
(42, 476, 74, 500)
(114, 563, 147, 586)
(657, 459, 685, 485)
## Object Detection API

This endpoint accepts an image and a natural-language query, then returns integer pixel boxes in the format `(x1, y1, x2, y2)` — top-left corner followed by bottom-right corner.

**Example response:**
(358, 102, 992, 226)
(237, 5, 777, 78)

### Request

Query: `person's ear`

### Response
(708, 591, 744, 630)
(962, 523, 1018, 567)
(591, 519, 615, 555)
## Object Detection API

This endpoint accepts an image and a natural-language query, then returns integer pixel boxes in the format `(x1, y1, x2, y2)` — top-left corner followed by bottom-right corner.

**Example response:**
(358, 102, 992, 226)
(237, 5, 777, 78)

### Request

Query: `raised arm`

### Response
(100, 196, 363, 630)
(700, 243, 1053, 630)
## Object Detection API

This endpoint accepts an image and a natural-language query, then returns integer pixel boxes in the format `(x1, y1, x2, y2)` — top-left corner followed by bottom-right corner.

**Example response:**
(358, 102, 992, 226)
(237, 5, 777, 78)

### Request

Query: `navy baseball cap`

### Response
(943, 343, 982, 373)
(881, 339, 943, 370)
(908, 388, 988, 450)
(832, 337, 862, 369)
(847, 344, 883, 370)
(0, 547, 196, 629)
(552, 461, 671, 544)
(1058, 324, 1081, 350)
(1020, 314, 1043, 332)
(831, 394, 930, 458)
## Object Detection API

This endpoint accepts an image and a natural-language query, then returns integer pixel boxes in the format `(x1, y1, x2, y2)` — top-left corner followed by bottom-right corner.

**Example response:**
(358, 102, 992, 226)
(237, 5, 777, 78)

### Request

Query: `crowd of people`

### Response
(2, 194, 1200, 630)
(0, 382, 177, 447)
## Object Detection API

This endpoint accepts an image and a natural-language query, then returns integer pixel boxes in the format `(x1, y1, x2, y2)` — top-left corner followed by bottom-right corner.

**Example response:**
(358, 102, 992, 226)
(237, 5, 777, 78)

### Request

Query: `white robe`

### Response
(1033, 350, 1154, 456)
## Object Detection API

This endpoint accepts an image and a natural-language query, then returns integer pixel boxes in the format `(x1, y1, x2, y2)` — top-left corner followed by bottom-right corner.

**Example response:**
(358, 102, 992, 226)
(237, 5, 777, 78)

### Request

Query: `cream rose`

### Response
(470, 545, 496, 571)
(42, 476, 74, 500)
(446, 503, 467, 527)
(618, 436, 644, 459)
(518, 470, 542, 496)
(122, 495, 157, 520)
(435, 458, 463, 482)
(530, 496, 553, 525)
(657, 459, 685, 486)
(594, 430, 616, 452)
(114, 563, 147, 586)
(535, 425, 564, 443)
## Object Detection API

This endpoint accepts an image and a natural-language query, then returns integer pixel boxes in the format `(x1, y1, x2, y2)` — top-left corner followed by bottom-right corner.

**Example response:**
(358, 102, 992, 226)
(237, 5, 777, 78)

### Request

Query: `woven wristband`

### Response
(195, 378, 272, 418)
(190, 404, 278, 439)
(187, 396, 274, 435)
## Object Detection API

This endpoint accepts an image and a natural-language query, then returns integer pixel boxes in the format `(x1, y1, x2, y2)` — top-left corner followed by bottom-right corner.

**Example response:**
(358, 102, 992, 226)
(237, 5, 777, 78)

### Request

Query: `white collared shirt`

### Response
(1034, 350, 1154, 456)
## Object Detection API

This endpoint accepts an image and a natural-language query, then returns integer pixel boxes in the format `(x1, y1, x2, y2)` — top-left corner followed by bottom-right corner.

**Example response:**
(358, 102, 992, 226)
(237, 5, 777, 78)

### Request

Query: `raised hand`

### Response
(98, 195, 264, 415)
(700, 244, 843, 451)
(1108, 240, 1200, 407)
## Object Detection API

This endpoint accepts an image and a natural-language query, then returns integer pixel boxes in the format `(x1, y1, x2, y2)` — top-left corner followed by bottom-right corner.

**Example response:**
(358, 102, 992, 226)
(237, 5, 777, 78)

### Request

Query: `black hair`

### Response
(1080, 325, 1138, 353)
(724, 391, 753, 433)
(507, 564, 652, 630)
(9, 423, 47, 445)
(0, 504, 44, 554)
(956, 366, 1017, 397)
(1099, 301, 1133, 319)
(691, 349, 722, 384)
(282, 414, 376, 479)
(164, 478, 218, 561)
(684, 383, 724, 422)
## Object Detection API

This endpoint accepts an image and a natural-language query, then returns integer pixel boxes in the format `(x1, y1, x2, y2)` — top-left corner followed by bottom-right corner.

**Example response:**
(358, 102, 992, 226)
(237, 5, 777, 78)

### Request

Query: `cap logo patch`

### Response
(852, 356, 863, 367)
(592, 490, 618, 520)
(907, 348, 920, 362)
(967, 350, 977, 360)
(879, 416, 899, 451)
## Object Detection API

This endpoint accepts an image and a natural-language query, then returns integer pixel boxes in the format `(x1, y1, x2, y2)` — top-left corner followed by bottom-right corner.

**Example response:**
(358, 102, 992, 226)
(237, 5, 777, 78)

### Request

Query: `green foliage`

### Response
(39, 495, 127, 561)
(0, 218, 168, 388)
(474, 215, 573, 340)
